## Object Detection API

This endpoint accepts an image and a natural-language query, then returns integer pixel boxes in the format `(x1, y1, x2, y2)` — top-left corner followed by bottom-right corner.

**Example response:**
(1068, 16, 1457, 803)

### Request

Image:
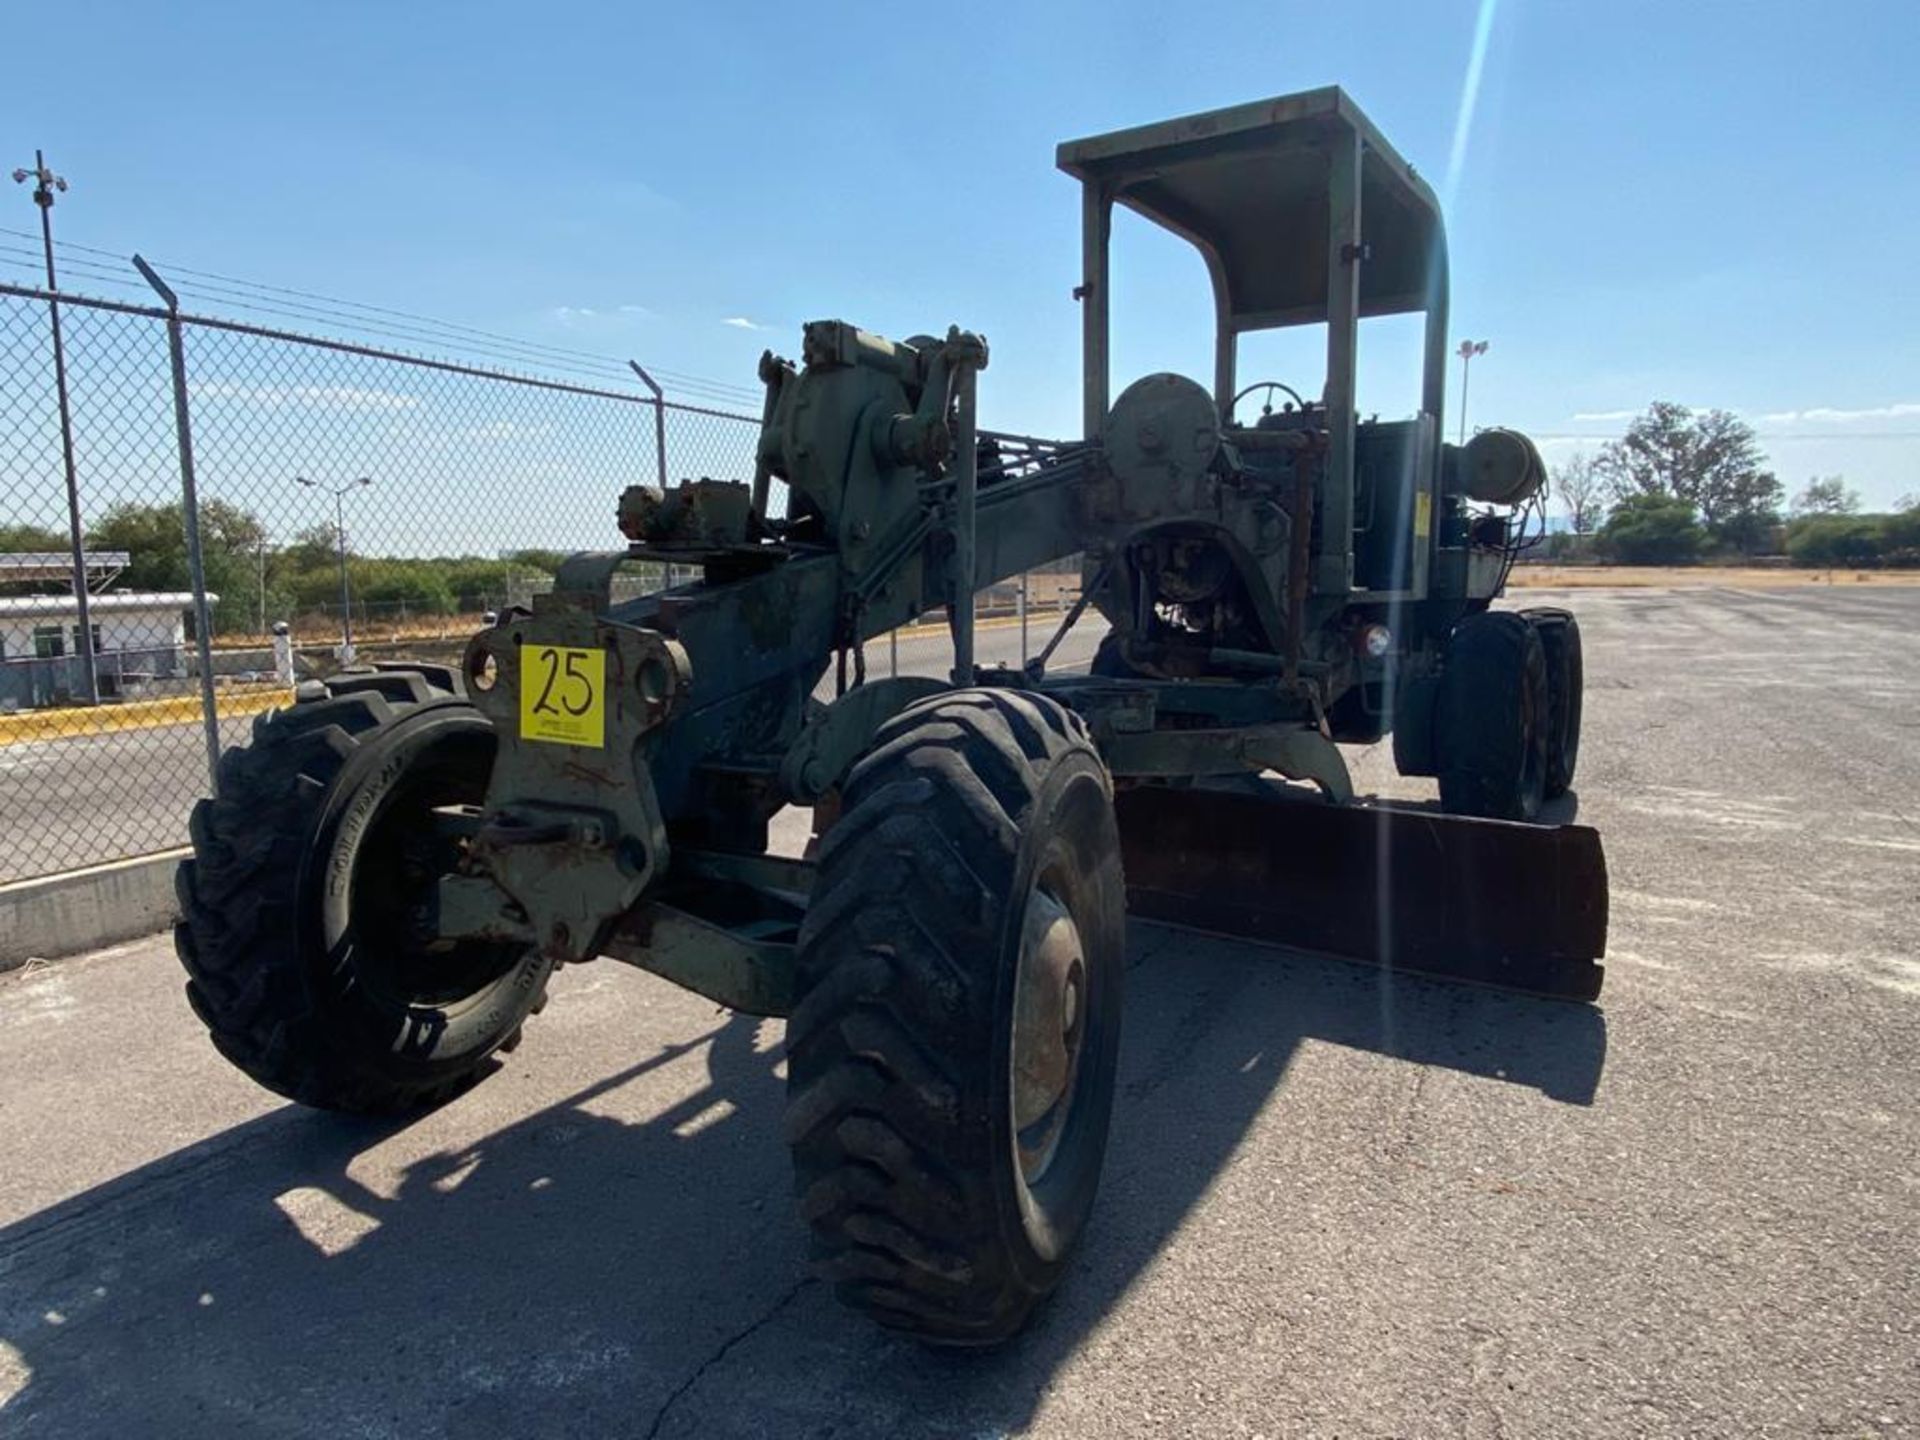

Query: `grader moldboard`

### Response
(176, 90, 1607, 1343)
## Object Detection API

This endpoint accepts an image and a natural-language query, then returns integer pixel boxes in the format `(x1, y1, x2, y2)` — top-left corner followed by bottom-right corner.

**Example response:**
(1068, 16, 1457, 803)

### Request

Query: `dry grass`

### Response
(1509, 565, 1920, 589)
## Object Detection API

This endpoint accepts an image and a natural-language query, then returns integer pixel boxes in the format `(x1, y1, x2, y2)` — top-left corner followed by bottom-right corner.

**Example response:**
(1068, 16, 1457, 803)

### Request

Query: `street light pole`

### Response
(13, 151, 98, 704)
(296, 476, 371, 664)
(1456, 339, 1488, 445)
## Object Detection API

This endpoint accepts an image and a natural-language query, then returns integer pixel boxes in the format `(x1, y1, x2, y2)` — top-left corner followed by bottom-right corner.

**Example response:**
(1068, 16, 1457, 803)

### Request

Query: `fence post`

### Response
(1018, 572, 1029, 666)
(134, 255, 223, 795)
(628, 361, 667, 487)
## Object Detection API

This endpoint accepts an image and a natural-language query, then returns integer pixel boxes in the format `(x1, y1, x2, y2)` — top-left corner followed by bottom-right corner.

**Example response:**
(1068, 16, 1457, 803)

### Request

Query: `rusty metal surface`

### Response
(461, 595, 691, 964)
(1116, 784, 1607, 1002)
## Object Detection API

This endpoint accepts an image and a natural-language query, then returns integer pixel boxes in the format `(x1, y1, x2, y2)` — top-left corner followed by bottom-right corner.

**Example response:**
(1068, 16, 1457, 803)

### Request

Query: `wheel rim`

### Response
(342, 735, 524, 1014)
(1010, 881, 1088, 1196)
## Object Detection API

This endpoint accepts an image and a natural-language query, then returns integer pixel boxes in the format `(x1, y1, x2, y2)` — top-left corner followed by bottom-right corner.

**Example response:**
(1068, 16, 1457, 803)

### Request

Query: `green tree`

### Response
(355, 561, 455, 616)
(283, 522, 340, 562)
(1785, 515, 1882, 568)
(1595, 402, 1781, 552)
(441, 557, 518, 610)
(1790, 476, 1859, 516)
(89, 500, 265, 591)
(0, 521, 69, 552)
(1881, 507, 1920, 566)
(89, 500, 269, 632)
(502, 547, 567, 574)
(1599, 492, 1706, 565)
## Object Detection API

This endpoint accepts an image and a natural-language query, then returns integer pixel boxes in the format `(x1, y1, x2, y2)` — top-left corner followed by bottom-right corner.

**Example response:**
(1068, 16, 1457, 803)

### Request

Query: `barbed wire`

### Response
(0, 225, 765, 408)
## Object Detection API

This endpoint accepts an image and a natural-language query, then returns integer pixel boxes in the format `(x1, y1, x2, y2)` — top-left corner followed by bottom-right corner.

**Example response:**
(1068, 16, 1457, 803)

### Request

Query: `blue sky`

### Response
(10, 0, 1919, 508)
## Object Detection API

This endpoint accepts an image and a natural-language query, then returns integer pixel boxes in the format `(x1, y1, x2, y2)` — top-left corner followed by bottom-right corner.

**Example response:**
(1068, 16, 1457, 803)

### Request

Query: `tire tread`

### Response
(787, 689, 1100, 1343)
(175, 673, 538, 1113)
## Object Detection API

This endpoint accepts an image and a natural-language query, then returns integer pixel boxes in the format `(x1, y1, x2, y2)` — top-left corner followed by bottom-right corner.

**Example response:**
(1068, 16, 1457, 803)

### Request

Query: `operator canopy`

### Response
(1056, 87, 1446, 330)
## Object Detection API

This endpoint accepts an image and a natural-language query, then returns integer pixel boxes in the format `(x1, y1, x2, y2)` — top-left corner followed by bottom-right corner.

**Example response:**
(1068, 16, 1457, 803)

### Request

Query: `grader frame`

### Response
(443, 87, 1602, 1009)
(176, 88, 1607, 1345)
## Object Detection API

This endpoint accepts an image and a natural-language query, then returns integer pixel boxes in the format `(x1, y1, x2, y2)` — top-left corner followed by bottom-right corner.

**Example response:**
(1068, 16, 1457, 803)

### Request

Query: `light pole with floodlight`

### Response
(1455, 339, 1489, 445)
(13, 151, 100, 704)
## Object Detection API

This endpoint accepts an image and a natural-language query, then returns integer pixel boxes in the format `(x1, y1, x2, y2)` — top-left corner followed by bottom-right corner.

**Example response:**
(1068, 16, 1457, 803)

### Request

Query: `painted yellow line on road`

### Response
(0, 687, 289, 749)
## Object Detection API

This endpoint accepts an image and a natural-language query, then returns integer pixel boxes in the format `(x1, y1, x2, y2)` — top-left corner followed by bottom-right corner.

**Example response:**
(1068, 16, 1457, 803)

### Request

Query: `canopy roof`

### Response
(0, 591, 208, 620)
(0, 550, 130, 586)
(1056, 88, 1446, 330)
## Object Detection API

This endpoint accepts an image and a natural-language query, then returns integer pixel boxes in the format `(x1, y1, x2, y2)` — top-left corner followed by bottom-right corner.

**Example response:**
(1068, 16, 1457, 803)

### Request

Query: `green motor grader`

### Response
(175, 89, 1606, 1343)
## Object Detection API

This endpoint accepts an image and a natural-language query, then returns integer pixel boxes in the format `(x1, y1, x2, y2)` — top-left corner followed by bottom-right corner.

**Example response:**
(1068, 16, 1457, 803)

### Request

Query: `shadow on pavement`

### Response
(0, 929, 1604, 1438)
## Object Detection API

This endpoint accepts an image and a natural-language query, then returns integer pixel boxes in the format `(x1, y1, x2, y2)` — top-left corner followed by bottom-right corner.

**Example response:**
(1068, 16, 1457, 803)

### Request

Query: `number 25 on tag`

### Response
(519, 645, 606, 748)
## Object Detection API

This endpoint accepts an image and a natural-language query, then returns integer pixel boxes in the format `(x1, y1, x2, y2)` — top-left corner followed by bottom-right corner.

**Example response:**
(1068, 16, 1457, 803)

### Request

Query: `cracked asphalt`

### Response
(1, 585, 1916, 1438)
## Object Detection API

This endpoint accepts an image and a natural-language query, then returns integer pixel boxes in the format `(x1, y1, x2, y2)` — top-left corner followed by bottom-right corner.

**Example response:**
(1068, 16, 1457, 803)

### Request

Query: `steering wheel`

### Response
(1229, 380, 1309, 425)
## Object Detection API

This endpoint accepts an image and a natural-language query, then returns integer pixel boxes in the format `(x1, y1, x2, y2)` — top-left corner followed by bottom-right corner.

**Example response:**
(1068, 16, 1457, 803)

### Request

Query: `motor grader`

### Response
(175, 89, 1607, 1343)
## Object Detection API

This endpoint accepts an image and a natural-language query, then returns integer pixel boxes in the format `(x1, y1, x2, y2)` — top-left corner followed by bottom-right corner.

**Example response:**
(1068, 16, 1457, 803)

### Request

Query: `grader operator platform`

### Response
(176, 89, 1607, 1343)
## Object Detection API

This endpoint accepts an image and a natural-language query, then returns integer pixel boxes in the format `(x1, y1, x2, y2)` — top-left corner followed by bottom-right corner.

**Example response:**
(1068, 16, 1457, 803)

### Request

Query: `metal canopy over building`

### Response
(1056, 87, 1447, 331)
(0, 550, 131, 589)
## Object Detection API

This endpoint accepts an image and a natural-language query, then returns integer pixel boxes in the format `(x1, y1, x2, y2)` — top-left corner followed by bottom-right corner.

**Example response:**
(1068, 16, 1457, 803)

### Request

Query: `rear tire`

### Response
(1523, 608, 1583, 797)
(1391, 670, 1441, 777)
(175, 670, 549, 1113)
(1436, 612, 1549, 821)
(785, 689, 1126, 1344)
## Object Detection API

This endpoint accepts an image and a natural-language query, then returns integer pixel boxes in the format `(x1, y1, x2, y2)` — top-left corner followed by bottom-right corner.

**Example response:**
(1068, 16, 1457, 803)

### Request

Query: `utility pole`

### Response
(13, 151, 98, 703)
(1455, 338, 1488, 445)
(255, 532, 275, 636)
(296, 476, 371, 664)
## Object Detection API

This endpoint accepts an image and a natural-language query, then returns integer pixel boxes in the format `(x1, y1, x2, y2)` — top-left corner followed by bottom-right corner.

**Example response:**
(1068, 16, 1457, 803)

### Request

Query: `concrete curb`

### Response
(0, 687, 287, 749)
(0, 848, 184, 972)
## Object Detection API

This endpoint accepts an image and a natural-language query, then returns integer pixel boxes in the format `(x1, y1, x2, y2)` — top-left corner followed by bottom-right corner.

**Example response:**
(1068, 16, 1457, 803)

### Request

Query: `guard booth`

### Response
(0, 591, 210, 709)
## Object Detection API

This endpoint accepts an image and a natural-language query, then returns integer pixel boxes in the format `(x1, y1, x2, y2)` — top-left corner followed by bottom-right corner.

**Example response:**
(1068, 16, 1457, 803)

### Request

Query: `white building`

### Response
(0, 591, 214, 709)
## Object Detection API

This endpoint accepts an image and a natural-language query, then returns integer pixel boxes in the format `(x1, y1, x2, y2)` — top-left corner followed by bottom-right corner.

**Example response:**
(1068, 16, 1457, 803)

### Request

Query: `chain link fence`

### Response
(2, 277, 1087, 886)
(1, 279, 761, 883)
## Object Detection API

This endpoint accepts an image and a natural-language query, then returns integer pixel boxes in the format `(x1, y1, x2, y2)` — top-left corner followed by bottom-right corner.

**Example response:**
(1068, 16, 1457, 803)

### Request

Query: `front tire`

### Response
(785, 689, 1125, 1344)
(175, 670, 549, 1113)
(1436, 612, 1550, 821)
(1523, 607, 1583, 797)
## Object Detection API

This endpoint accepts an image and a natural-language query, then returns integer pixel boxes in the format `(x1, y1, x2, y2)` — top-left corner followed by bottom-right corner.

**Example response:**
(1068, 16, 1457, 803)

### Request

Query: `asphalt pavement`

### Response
(1, 585, 1916, 1437)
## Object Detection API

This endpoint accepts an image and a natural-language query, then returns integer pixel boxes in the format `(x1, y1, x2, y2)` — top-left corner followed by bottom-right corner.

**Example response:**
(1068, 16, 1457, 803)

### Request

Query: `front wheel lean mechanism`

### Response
(175, 670, 549, 1113)
(785, 689, 1126, 1344)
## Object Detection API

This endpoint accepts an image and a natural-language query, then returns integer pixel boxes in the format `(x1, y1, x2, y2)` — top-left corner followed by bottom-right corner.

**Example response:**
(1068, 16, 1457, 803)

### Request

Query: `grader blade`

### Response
(1116, 785, 1608, 1002)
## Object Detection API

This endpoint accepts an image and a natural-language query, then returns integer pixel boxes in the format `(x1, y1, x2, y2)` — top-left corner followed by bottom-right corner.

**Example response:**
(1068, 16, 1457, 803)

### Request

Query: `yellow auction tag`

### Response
(1414, 490, 1433, 539)
(520, 644, 606, 748)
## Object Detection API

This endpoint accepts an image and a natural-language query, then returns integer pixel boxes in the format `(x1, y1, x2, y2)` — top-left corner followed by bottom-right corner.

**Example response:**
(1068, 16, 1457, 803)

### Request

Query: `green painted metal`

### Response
(431, 89, 1572, 1009)
(460, 588, 690, 964)
(1101, 725, 1354, 804)
(779, 675, 949, 805)
(604, 901, 797, 1017)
